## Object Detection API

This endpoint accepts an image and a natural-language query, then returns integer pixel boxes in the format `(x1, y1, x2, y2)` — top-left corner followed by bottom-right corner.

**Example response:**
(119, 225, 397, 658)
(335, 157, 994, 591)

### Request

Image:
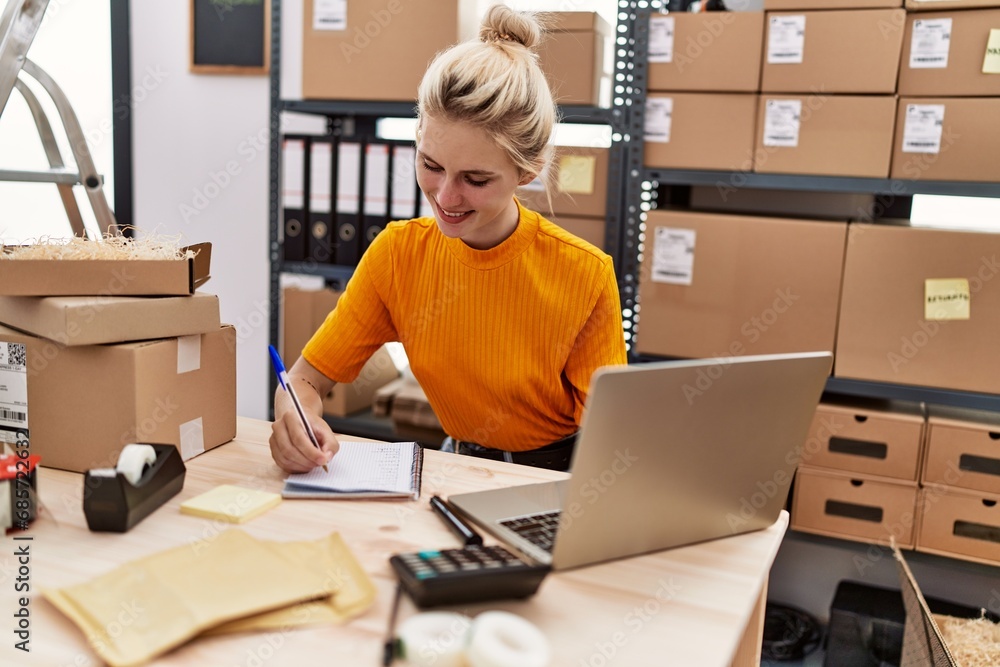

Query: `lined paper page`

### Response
(285, 441, 416, 494)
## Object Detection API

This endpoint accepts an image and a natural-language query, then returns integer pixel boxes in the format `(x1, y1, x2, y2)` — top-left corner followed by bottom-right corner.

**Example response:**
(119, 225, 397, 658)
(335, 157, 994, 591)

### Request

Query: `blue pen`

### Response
(268, 345, 328, 472)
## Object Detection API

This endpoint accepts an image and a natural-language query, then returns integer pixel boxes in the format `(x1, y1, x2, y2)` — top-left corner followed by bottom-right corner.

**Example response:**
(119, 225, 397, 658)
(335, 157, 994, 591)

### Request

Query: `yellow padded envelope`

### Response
(208, 532, 376, 633)
(42, 529, 338, 667)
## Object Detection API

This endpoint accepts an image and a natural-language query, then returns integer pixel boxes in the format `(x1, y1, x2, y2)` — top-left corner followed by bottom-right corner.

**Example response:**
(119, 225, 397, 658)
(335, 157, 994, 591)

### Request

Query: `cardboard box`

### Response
(302, 0, 469, 101)
(803, 401, 926, 481)
(516, 146, 609, 218)
(0, 292, 221, 346)
(537, 12, 611, 105)
(644, 93, 758, 171)
(891, 97, 1000, 183)
(0, 324, 236, 473)
(916, 484, 1000, 566)
(635, 210, 847, 359)
(766, 0, 902, 8)
(791, 466, 919, 547)
(753, 95, 897, 178)
(906, 0, 1000, 10)
(761, 10, 905, 94)
(549, 215, 606, 251)
(0, 243, 211, 296)
(647, 12, 764, 93)
(835, 224, 1000, 395)
(390, 376, 443, 430)
(899, 10, 1000, 97)
(281, 287, 399, 417)
(924, 408, 1000, 495)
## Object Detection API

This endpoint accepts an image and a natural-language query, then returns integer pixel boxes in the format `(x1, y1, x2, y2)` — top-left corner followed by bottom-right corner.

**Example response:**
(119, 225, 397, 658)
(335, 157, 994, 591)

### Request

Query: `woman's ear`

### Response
(518, 171, 537, 187)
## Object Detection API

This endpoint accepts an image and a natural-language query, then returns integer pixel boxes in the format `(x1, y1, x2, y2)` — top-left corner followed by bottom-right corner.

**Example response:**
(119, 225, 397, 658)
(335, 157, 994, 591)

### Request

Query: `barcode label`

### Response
(0, 408, 25, 422)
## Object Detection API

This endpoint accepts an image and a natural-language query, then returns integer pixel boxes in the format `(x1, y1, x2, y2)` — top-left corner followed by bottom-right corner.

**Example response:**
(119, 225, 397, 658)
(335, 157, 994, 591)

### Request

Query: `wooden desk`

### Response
(4, 418, 786, 666)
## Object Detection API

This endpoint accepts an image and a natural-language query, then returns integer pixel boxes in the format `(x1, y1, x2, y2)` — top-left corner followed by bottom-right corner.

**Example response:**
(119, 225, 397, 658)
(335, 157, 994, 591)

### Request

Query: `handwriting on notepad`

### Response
(286, 441, 417, 494)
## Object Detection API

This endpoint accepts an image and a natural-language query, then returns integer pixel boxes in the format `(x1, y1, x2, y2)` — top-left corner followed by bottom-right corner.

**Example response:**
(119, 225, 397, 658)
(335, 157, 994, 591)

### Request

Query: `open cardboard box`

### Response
(0, 243, 211, 296)
(893, 544, 1000, 666)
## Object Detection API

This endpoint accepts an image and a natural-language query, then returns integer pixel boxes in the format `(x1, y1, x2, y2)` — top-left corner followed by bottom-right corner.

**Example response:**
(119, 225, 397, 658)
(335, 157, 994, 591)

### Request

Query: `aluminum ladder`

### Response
(0, 0, 118, 238)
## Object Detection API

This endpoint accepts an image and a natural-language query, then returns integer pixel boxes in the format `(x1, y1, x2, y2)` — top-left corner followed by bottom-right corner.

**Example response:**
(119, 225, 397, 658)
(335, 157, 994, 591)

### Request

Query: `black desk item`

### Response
(430, 495, 483, 546)
(389, 545, 549, 608)
(83, 444, 186, 533)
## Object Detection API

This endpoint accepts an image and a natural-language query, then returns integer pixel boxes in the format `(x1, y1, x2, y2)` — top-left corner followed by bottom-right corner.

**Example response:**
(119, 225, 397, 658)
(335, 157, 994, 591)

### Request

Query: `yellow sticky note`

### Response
(558, 155, 597, 195)
(982, 29, 1000, 74)
(180, 484, 282, 524)
(925, 278, 970, 321)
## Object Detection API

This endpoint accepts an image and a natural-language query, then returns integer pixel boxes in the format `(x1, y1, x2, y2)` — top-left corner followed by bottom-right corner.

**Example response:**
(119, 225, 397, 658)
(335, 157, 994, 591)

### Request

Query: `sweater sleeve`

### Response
(302, 230, 400, 383)
(563, 258, 628, 423)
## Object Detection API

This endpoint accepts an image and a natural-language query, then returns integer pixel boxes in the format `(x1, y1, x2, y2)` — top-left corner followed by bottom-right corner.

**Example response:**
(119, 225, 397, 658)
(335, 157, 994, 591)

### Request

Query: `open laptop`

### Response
(448, 352, 833, 570)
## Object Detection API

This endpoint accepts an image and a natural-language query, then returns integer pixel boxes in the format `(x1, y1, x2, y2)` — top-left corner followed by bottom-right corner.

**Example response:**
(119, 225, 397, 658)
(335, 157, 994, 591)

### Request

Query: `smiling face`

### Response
(416, 115, 534, 250)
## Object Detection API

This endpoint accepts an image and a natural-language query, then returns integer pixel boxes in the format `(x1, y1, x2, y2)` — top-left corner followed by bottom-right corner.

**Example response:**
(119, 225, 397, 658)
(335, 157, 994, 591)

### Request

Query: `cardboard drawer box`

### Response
(0, 324, 236, 473)
(803, 402, 926, 481)
(0, 292, 221, 346)
(899, 10, 1000, 97)
(917, 484, 1000, 566)
(835, 224, 1000, 395)
(754, 95, 897, 178)
(890, 98, 1000, 183)
(303, 0, 468, 101)
(761, 10, 905, 94)
(636, 210, 846, 359)
(537, 12, 611, 106)
(282, 287, 399, 417)
(644, 93, 758, 171)
(924, 411, 1000, 495)
(647, 12, 764, 93)
(516, 146, 609, 218)
(791, 466, 919, 547)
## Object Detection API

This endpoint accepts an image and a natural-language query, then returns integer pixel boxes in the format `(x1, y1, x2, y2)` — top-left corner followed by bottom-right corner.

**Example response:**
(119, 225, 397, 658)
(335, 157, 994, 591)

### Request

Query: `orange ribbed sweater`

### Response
(303, 201, 627, 451)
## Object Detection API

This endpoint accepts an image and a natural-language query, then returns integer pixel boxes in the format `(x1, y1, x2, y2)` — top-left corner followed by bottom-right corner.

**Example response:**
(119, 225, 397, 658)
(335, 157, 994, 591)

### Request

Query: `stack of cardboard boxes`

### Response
(638, 3, 1000, 562)
(644, 0, 1000, 181)
(301, 3, 611, 107)
(894, 0, 1000, 183)
(792, 399, 926, 549)
(300, 3, 614, 252)
(0, 244, 236, 473)
(792, 401, 1000, 567)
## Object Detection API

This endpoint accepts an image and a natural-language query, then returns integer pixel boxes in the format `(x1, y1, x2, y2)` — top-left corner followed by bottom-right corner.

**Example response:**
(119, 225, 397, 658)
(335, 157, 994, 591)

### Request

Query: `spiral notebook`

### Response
(282, 441, 423, 500)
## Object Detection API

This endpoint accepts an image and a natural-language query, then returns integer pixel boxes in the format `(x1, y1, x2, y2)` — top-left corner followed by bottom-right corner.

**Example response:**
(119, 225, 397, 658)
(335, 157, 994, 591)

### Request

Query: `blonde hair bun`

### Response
(479, 4, 542, 51)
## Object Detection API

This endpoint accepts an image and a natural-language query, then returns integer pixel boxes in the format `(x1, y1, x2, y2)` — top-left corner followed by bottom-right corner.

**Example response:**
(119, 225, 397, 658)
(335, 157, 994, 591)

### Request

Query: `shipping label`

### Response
(767, 15, 805, 65)
(652, 227, 695, 286)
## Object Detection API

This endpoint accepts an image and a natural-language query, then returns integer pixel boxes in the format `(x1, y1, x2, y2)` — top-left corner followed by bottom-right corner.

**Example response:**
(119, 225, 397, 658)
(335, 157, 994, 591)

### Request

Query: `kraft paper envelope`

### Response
(43, 529, 337, 667)
(208, 532, 376, 633)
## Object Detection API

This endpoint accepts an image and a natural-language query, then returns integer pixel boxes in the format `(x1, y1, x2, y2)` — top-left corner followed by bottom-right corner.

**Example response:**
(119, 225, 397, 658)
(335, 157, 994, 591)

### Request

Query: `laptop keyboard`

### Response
(499, 510, 562, 553)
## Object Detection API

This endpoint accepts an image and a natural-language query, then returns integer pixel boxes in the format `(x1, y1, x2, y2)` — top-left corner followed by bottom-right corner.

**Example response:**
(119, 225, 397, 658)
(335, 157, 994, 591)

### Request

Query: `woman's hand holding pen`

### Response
(269, 362, 341, 474)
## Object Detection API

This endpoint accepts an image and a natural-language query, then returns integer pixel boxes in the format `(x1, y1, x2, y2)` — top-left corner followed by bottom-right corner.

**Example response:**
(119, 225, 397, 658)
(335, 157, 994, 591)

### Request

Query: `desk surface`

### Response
(4, 417, 787, 666)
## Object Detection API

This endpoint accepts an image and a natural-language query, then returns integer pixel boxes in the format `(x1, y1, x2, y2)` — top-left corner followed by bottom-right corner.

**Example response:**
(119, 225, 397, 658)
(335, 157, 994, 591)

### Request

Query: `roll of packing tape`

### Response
(466, 611, 551, 667)
(398, 612, 471, 667)
(116, 444, 157, 486)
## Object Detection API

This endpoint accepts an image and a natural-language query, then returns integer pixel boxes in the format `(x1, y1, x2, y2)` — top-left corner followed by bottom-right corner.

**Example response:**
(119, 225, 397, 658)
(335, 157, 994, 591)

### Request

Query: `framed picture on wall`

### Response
(190, 0, 270, 75)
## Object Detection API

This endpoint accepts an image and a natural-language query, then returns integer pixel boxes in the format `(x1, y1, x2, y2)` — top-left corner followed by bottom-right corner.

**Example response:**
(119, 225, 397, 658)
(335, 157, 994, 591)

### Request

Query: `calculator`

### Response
(389, 544, 550, 608)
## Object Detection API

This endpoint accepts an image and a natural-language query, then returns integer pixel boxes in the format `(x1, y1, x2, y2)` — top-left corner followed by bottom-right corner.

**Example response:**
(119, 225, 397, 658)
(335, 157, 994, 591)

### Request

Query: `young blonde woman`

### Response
(270, 5, 626, 473)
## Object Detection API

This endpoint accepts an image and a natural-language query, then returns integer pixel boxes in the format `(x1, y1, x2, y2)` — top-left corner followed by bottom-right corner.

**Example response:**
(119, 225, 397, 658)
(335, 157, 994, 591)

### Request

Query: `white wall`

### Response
(0, 0, 113, 242)
(131, 3, 271, 419)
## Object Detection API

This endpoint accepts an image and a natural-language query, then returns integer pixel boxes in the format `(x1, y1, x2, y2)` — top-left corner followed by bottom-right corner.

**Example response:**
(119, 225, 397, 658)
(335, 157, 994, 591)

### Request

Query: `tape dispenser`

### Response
(83, 443, 186, 532)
